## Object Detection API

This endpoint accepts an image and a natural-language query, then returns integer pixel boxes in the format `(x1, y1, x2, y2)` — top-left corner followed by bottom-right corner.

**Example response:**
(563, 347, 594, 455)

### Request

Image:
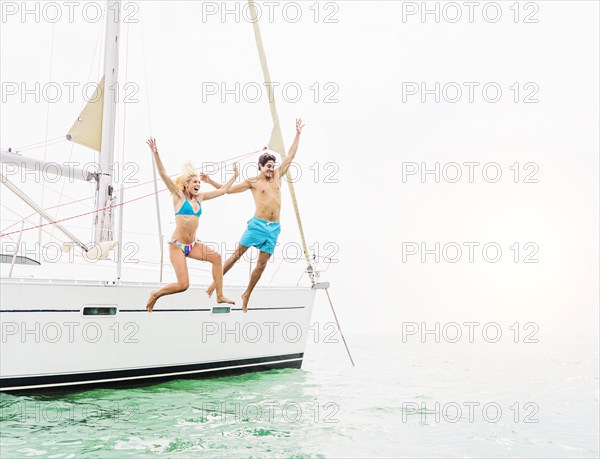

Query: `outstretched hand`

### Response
(199, 172, 210, 183)
(296, 118, 305, 135)
(232, 162, 239, 179)
(146, 137, 158, 154)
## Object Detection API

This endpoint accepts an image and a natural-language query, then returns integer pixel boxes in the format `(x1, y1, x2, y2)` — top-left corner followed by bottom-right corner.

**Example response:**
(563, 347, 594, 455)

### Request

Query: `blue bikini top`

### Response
(175, 197, 202, 217)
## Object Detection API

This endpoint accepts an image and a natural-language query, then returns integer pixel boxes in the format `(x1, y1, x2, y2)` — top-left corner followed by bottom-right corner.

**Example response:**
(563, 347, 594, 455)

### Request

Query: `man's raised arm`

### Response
(278, 118, 304, 176)
(227, 179, 252, 194)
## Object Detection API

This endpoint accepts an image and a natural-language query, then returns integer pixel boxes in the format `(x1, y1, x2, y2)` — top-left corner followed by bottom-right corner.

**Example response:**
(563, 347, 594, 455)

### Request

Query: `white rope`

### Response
(117, 19, 132, 280)
(140, 11, 164, 282)
(51, 17, 103, 240)
(39, 23, 57, 248)
(140, 17, 154, 135)
(7, 23, 100, 156)
(12, 136, 64, 152)
(0, 204, 79, 246)
(0, 146, 261, 237)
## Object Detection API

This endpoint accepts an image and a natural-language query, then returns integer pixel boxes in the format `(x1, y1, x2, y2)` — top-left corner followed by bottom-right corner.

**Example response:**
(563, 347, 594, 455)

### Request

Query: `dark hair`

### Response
(258, 153, 276, 168)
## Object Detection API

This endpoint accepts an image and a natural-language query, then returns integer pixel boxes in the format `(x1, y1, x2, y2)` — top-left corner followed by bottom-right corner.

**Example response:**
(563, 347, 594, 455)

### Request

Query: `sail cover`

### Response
(67, 76, 104, 151)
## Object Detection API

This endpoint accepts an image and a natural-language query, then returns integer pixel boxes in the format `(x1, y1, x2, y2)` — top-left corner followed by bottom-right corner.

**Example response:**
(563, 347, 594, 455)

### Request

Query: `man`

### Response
(204, 118, 305, 312)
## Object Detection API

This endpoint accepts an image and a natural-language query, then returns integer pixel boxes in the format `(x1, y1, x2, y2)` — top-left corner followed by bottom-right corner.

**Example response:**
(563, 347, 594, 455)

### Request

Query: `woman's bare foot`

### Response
(206, 283, 216, 298)
(241, 292, 250, 313)
(217, 295, 235, 305)
(146, 291, 159, 312)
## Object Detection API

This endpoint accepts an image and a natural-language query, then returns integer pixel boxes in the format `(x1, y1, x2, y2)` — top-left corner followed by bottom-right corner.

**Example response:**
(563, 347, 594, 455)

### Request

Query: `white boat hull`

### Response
(0, 278, 316, 392)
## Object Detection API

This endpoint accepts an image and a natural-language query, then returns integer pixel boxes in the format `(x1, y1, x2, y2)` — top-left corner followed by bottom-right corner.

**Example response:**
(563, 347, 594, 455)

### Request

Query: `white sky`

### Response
(0, 1, 598, 336)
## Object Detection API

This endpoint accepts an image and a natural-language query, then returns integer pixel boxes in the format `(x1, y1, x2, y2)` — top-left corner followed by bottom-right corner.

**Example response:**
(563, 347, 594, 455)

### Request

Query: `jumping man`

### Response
(204, 119, 305, 312)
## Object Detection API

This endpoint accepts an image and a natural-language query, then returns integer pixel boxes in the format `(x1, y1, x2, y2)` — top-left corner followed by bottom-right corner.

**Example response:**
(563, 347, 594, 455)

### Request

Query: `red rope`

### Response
(0, 189, 168, 238)
(0, 147, 266, 238)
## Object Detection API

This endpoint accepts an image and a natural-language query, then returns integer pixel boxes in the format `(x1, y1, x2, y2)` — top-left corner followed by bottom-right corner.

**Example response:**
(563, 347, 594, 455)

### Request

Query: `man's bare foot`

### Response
(241, 292, 250, 313)
(146, 291, 159, 312)
(206, 283, 216, 298)
(217, 295, 235, 305)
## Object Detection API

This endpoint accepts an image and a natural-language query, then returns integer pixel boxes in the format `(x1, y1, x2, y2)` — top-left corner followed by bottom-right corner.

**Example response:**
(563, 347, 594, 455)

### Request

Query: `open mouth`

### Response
(194, 186, 200, 192)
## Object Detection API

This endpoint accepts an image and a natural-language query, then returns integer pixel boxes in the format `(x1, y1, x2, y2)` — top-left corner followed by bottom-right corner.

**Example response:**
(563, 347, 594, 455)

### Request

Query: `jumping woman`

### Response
(145, 137, 238, 312)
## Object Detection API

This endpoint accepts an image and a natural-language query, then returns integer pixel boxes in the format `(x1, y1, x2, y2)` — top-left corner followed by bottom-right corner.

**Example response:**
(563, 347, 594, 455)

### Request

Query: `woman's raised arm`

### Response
(201, 163, 239, 201)
(147, 138, 180, 195)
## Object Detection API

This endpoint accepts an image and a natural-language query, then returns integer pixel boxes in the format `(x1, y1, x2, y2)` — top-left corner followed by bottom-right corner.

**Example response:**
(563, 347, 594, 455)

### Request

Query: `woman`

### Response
(145, 137, 238, 312)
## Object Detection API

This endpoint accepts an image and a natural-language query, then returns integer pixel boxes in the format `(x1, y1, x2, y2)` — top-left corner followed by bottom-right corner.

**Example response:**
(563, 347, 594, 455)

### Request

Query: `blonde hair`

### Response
(174, 162, 198, 193)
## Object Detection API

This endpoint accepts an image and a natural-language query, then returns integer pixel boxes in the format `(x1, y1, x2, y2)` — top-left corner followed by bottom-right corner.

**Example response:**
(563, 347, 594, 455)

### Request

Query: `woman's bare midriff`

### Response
(172, 215, 200, 244)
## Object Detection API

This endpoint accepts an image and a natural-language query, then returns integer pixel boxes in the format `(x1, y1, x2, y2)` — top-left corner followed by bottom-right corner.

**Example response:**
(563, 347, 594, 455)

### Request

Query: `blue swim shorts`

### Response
(239, 216, 281, 255)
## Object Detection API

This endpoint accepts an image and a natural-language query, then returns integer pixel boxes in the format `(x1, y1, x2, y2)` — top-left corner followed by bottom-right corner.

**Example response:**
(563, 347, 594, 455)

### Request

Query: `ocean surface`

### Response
(1, 335, 598, 458)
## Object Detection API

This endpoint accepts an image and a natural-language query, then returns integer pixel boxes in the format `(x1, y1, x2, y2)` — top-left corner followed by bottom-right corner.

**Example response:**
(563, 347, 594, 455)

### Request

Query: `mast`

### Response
(94, 0, 121, 244)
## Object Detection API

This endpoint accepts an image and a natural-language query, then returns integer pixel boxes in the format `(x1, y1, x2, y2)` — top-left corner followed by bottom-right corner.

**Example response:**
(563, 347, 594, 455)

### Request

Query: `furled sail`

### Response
(268, 121, 285, 155)
(248, 0, 313, 275)
(66, 76, 104, 151)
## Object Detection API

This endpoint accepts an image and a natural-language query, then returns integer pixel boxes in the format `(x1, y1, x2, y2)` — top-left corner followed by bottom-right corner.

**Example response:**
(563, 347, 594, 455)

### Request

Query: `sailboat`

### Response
(0, 0, 329, 392)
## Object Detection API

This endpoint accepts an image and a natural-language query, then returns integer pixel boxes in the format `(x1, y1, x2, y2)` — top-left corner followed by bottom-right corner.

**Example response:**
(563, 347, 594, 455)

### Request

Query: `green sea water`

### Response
(1, 369, 330, 458)
(1, 336, 598, 458)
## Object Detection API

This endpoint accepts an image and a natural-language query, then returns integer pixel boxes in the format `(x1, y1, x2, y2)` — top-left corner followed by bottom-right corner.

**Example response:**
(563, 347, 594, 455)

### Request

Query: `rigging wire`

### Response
(51, 19, 104, 240)
(0, 147, 263, 239)
(0, 188, 169, 239)
(11, 136, 64, 152)
(39, 23, 57, 246)
(0, 148, 260, 236)
(117, 20, 131, 280)
(325, 288, 356, 367)
(140, 11, 165, 281)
